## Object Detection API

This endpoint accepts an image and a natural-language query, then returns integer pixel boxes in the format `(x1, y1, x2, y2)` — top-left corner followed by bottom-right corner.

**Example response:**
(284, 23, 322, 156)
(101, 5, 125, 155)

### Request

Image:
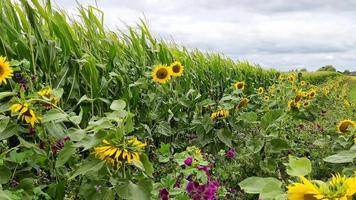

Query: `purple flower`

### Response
(184, 156, 193, 166)
(174, 180, 181, 188)
(186, 181, 195, 193)
(197, 165, 210, 173)
(159, 188, 169, 200)
(225, 148, 236, 159)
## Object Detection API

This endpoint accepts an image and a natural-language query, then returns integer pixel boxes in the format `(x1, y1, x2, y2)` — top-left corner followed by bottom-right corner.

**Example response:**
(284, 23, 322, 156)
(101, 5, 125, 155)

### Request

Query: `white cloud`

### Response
(53, 0, 356, 71)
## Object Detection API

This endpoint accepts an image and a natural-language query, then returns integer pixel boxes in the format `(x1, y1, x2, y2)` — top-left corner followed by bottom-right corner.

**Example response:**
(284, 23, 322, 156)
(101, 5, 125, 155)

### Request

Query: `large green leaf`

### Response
(0, 92, 16, 100)
(110, 100, 126, 111)
(216, 128, 232, 147)
(0, 116, 9, 134)
(69, 159, 105, 180)
(286, 156, 312, 177)
(115, 181, 150, 200)
(270, 138, 289, 153)
(261, 110, 283, 129)
(56, 142, 76, 167)
(0, 166, 11, 184)
(140, 153, 153, 177)
(239, 176, 282, 194)
(42, 109, 68, 123)
(0, 121, 24, 141)
(323, 150, 356, 163)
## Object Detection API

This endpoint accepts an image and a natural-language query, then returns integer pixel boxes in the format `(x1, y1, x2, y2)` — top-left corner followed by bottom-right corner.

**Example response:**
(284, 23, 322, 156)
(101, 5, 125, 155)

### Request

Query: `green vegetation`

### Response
(0, 1, 355, 200)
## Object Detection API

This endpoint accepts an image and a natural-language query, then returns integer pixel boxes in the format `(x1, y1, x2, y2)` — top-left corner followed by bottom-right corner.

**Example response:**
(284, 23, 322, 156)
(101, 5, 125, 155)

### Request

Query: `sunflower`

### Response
(294, 93, 303, 102)
(303, 101, 311, 108)
(287, 176, 321, 200)
(0, 56, 13, 85)
(336, 119, 355, 133)
(300, 80, 306, 86)
(152, 64, 171, 84)
(263, 96, 270, 101)
(318, 174, 356, 200)
(10, 103, 41, 127)
(257, 87, 264, 94)
(94, 137, 146, 167)
(234, 81, 245, 90)
(236, 98, 249, 110)
(38, 87, 53, 97)
(278, 74, 285, 81)
(168, 61, 184, 76)
(211, 109, 229, 119)
(308, 90, 316, 98)
(288, 100, 301, 110)
(38, 87, 59, 106)
(288, 74, 296, 83)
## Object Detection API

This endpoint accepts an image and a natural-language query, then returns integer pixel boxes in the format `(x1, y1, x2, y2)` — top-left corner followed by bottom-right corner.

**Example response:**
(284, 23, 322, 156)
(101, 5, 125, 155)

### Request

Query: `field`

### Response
(0, 1, 356, 200)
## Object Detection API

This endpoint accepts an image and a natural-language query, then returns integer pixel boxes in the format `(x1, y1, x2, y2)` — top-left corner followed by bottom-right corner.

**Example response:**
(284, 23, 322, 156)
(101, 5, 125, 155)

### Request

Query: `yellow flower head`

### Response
(152, 64, 171, 84)
(288, 174, 356, 200)
(0, 56, 13, 85)
(168, 61, 184, 77)
(38, 87, 53, 98)
(278, 74, 285, 81)
(257, 87, 264, 94)
(94, 137, 146, 167)
(294, 93, 303, 103)
(211, 109, 229, 119)
(234, 81, 245, 90)
(287, 176, 321, 200)
(288, 74, 296, 83)
(300, 80, 306, 86)
(303, 101, 311, 108)
(10, 103, 41, 127)
(336, 119, 355, 133)
(288, 100, 301, 110)
(263, 96, 270, 101)
(236, 98, 249, 110)
(38, 87, 59, 106)
(308, 90, 317, 98)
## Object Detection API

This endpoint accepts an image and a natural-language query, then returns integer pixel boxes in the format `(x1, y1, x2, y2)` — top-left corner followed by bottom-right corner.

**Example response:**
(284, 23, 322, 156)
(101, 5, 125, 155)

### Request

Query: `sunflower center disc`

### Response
(157, 69, 168, 79)
(172, 65, 180, 73)
(0, 65, 4, 76)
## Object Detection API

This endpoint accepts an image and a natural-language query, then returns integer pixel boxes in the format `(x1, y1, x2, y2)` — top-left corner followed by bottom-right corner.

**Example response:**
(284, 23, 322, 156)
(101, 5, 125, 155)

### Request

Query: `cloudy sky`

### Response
(54, 0, 356, 71)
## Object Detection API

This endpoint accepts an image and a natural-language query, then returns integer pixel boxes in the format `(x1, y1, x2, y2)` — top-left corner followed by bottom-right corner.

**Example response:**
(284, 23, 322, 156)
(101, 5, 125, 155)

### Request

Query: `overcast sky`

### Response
(53, 0, 356, 71)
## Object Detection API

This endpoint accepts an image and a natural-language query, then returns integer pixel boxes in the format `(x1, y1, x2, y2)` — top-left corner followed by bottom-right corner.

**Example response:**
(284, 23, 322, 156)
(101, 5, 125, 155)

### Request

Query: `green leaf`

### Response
(47, 182, 65, 200)
(323, 150, 356, 163)
(69, 159, 105, 180)
(140, 153, 153, 177)
(0, 166, 11, 184)
(261, 110, 282, 129)
(110, 100, 126, 111)
(42, 109, 68, 123)
(239, 112, 258, 122)
(0, 116, 9, 133)
(115, 181, 150, 200)
(0, 122, 21, 140)
(270, 138, 289, 153)
(0, 190, 12, 200)
(286, 156, 312, 177)
(56, 142, 76, 167)
(259, 180, 284, 200)
(0, 92, 16, 100)
(239, 177, 282, 194)
(246, 139, 264, 154)
(156, 121, 173, 136)
(216, 128, 232, 147)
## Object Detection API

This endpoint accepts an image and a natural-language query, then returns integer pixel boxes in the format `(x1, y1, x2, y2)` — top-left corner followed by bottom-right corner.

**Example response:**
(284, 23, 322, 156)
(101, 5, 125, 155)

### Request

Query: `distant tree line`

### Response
(288, 65, 355, 75)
